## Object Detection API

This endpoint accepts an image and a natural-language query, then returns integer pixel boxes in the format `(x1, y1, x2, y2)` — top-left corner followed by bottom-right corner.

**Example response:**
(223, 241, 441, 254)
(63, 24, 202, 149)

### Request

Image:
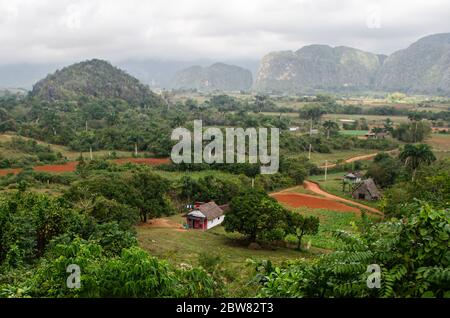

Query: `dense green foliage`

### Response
(256, 205, 450, 297)
(399, 144, 436, 179)
(223, 190, 321, 247)
(285, 213, 320, 250)
(366, 153, 404, 188)
(65, 169, 175, 223)
(223, 190, 290, 242)
(393, 121, 432, 143)
(177, 175, 243, 205)
(0, 190, 221, 298)
(382, 159, 450, 218)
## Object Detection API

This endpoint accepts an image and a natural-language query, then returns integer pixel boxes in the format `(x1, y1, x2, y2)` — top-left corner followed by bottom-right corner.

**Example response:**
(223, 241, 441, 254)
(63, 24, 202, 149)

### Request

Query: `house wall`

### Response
(353, 188, 371, 200)
(207, 215, 225, 230)
(187, 217, 207, 230)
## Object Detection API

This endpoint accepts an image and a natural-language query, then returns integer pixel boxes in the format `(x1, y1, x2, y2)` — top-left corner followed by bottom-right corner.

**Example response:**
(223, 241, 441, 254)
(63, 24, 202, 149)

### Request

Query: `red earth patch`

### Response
(273, 193, 359, 212)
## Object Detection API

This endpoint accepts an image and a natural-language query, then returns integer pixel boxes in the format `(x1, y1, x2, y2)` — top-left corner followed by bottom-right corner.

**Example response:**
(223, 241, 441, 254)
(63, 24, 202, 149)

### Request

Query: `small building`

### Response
(365, 132, 388, 139)
(343, 172, 363, 192)
(344, 172, 363, 183)
(185, 201, 225, 230)
(352, 178, 382, 201)
(289, 126, 300, 132)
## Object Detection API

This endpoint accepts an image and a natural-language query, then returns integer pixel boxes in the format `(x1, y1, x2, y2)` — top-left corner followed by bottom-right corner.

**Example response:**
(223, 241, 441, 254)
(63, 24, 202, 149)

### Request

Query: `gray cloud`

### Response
(0, 0, 449, 65)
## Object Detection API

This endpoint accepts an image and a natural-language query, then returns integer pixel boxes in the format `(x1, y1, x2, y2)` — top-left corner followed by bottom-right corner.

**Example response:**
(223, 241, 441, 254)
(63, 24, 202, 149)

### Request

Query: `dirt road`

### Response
(319, 149, 398, 169)
(303, 181, 383, 216)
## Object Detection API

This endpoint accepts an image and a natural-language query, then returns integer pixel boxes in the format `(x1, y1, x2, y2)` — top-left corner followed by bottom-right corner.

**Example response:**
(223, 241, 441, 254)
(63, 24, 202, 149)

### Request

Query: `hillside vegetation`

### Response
(30, 59, 162, 106)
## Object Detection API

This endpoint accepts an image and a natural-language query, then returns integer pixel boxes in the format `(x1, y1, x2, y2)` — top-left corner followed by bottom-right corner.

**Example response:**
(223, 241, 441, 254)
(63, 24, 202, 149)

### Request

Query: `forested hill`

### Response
(254, 33, 450, 95)
(375, 33, 450, 95)
(254, 45, 385, 94)
(171, 63, 253, 92)
(30, 59, 163, 106)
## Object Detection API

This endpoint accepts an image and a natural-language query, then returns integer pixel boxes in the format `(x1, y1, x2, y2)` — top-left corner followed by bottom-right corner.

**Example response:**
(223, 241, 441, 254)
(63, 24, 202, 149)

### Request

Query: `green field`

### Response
(297, 208, 365, 250)
(0, 133, 132, 161)
(323, 113, 409, 124)
(426, 133, 450, 159)
(137, 208, 361, 296)
(339, 130, 369, 136)
(153, 169, 246, 182)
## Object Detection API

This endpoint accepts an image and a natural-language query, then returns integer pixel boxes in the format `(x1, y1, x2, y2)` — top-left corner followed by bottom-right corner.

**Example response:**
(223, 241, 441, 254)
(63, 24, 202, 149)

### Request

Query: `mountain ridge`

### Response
(255, 33, 450, 95)
(171, 62, 253, 92)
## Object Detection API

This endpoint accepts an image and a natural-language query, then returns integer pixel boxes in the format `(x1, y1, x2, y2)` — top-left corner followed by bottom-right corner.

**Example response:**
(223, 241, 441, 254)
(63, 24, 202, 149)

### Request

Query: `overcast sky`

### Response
(0, 0, 450, 65)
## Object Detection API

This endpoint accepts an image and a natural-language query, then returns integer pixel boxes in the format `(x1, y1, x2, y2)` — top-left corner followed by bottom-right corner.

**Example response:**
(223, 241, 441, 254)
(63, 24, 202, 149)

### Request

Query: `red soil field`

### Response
(0, 168, 22, 176)
(34, 161, 79, 173)
(273, 193, 360, 213)
(0, 157, 170, 175)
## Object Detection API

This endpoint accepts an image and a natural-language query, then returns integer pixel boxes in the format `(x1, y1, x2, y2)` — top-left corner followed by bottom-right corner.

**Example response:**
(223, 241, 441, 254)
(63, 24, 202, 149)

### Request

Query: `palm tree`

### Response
(384, 118, 394, 134)
(127, 132, 142, 157)
(80, 131, 95, 160)
(399, 144, 436, 180)
(323, 120, 339, 139)
(408, 113, 423, 143)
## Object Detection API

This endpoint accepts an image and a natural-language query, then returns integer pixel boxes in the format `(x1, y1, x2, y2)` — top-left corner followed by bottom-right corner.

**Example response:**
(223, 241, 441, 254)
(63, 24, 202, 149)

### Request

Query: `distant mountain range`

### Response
(0, 59, 259, 91)
(375, 33, 450, 95)
(171, 63, 253, 91)
(118, 59, 259, 90)
(1, 33, 449, 96)
(254, 33, 450, 95)
(254, 45, 386, 93)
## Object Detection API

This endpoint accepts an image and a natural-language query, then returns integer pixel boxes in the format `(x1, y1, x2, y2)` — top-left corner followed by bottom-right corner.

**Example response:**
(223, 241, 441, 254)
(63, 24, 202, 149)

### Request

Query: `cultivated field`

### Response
(427, 133, 450, 159)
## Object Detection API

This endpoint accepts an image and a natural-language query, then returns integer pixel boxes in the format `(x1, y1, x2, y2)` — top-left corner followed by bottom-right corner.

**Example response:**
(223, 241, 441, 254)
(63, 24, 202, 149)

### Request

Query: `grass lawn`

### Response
(339, 130, 369, 136)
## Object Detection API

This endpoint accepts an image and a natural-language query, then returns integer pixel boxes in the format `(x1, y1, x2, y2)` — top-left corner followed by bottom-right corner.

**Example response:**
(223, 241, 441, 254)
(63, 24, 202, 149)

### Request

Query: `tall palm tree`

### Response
(408, 113, 423, 143)
(399, 144, 436, 180)
(384, 118, 394, 134)
(323, 120, 339, 139)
